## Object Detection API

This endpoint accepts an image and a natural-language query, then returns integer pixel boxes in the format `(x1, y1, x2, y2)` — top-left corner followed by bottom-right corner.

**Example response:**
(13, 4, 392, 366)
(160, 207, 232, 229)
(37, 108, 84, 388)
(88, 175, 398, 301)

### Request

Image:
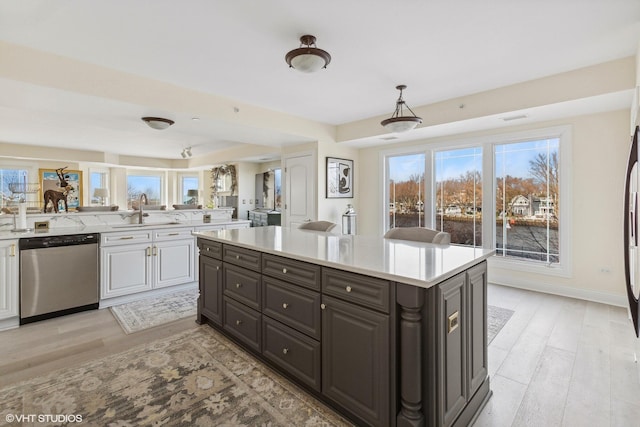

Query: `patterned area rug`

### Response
(110, 289, 198, 334)
(0, 326, 352, 426)
(488, 304, 515, 343)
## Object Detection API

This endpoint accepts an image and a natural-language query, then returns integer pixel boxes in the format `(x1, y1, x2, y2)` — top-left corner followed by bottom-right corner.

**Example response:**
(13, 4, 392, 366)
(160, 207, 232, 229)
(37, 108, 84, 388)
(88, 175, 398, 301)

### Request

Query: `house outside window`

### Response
(385, 153, 426, 230)
(495, 138, 560, 263)
(435, 147, 482, 246)
(382, 126, 571, 276)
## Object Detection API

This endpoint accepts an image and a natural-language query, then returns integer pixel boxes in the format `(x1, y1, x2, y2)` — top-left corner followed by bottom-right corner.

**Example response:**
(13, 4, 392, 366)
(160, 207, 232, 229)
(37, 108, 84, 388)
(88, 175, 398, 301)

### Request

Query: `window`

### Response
(180, 175, 199, 204)
(0, 168, 29, 209)
(435, 147, 482, 246)
(382, 126, 570, 275)
(274, 168, 282, 210)
(495, 138, 559, 263)
(89, 168, 109, 206)
(126, 171, 164, 208)
(386, 153, 426, 230)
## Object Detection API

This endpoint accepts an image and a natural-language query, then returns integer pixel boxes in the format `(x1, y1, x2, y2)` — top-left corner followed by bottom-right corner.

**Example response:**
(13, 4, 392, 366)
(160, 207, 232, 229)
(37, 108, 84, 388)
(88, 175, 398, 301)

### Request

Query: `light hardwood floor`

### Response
(1, 285, 639, 426)
(474, 284, 640, 427)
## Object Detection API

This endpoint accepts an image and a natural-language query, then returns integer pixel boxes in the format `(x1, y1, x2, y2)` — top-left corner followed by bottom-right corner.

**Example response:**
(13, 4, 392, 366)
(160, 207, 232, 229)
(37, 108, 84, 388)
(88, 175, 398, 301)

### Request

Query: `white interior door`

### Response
(284, 153, 315, 228)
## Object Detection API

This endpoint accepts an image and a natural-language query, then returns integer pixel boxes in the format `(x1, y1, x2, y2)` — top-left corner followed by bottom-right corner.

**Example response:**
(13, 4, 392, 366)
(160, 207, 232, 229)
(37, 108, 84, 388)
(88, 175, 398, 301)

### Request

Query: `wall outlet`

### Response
(34, 221, 49, 231)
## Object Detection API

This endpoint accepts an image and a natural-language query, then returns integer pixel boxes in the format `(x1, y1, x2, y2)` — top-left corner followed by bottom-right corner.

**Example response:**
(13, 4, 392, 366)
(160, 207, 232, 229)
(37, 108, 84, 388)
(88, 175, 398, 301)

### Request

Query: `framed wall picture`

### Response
(326, 157, 353, 198)
(39, 168, 83, 211)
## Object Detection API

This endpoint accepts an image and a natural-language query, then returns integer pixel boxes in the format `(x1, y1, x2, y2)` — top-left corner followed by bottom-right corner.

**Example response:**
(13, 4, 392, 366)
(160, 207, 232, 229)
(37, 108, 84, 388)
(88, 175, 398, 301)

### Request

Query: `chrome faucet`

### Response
(138, 193, 149, 224)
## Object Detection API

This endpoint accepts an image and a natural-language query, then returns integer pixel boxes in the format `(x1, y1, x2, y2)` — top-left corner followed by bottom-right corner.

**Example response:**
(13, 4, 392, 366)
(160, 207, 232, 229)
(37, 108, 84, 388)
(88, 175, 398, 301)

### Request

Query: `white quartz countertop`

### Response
(194, 226, 495, 289)
(0, 219, 250, 241)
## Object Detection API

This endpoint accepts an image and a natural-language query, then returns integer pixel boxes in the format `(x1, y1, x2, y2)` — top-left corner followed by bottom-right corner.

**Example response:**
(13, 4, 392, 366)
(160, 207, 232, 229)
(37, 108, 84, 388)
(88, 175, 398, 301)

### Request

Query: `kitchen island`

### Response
(194, 226, 495, 427)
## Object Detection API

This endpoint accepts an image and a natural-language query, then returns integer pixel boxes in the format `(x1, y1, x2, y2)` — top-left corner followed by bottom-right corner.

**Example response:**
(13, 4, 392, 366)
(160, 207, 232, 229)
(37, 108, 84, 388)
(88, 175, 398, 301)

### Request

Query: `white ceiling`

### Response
(0, 0, 638, 160)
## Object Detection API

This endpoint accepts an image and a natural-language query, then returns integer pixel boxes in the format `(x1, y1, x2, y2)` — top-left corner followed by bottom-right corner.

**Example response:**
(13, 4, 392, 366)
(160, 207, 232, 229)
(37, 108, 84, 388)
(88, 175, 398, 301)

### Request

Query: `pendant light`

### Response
(380, 85, 423, 133)
(285, 35, 331, 73)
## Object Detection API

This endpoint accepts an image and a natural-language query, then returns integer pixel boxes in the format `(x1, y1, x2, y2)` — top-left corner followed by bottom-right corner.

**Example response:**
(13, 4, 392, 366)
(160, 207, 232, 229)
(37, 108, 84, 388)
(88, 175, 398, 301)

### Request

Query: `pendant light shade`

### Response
(285, 35, 331, 73)
(380, 85, 422, 133)
(142, 117, 174, 130)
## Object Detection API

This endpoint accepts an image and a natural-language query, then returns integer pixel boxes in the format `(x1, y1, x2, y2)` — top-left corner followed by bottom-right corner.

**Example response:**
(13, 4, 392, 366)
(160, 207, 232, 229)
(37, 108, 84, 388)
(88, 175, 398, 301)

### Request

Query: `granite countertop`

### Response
(0, 219, 250, 241)
(193, 226, 494, 289)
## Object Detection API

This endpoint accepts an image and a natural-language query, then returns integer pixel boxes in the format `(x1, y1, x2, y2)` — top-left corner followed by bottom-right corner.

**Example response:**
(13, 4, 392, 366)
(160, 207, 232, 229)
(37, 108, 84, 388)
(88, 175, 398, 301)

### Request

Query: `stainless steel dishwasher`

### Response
(19, 233, 99, 324)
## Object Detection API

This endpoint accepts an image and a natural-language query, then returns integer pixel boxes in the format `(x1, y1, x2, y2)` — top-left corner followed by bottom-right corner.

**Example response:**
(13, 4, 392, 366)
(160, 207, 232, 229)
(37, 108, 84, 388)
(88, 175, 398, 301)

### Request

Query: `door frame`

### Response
(283, 150, 317, 228)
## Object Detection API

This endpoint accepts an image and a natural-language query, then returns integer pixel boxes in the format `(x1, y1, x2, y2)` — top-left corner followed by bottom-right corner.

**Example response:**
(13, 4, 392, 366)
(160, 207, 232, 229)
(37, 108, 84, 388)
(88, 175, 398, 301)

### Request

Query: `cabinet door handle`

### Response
(282, 348, 289, 355)
(167, 232, 180, 236)
(448, 311, 459, 334)
(235, 255, 240, 260)
(320, 303, 326, 310)
(282, 303, 289, 309)
(216, 266, 220, 271)
(9, 244, 16, 257)
(235, 283, 242, 288)
(119, 236, 135, 240)
(282, 268, 287, 274)
(146, 247, 151, 257)
(236, 320, 242, 325)
(206, 247, 210, 252)
(345, 286, 352, 293)
(152, 246, 157, 256)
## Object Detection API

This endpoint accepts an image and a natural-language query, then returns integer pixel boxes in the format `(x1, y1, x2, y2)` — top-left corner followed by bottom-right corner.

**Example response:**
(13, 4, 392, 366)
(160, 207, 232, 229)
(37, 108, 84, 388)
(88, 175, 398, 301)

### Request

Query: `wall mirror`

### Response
(211, 165, 237, 196)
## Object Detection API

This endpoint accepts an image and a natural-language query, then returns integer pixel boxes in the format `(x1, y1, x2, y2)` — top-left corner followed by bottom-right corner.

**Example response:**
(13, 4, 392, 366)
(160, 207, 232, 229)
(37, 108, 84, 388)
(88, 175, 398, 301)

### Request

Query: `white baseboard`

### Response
(0, 316, 19, 331)
(99, 282, 198, 309)
(489, 273, 627, 308)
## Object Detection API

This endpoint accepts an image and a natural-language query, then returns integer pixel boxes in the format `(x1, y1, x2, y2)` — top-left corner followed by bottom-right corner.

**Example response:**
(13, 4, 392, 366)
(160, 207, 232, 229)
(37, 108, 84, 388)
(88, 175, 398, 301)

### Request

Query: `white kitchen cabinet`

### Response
(101, 238, 153, 299)
(100, 227, 195, 299)
(0, 240, 19, 322)
(154, 238, 196, 288)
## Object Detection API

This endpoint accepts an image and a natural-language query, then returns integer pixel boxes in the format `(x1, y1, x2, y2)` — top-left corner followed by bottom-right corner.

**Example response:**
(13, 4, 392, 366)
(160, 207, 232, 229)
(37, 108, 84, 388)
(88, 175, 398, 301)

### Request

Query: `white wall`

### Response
(316, 140, 360, 227)
(357, 109, 631, 305)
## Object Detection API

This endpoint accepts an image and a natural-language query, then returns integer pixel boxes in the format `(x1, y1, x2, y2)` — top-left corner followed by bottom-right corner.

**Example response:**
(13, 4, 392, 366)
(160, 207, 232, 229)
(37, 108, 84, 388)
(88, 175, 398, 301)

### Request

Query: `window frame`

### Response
(126, 169, 167, 208)
(0, 160, 39, 209)
(88, 167, 110, 206)
(178, 172, 199, 204)
(381, 148, 432, 232)
(380, 125, 572, 277)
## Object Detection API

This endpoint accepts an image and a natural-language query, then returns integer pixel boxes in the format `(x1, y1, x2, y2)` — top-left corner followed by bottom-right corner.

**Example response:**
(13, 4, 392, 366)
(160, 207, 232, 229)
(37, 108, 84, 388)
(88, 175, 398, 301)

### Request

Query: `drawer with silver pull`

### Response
(223, 244, 261, 272)
(262, 253, 321, 290)
(223, 297, 261, 353)
(100, 230, 152, 246)
(153, 227, 194, 241)
(199, 240, 222, 259)
(262, 316, 320, 391)
(262, 276, 321, 339)
(322, 268, 391, 313)
(223, 263, 261, 310)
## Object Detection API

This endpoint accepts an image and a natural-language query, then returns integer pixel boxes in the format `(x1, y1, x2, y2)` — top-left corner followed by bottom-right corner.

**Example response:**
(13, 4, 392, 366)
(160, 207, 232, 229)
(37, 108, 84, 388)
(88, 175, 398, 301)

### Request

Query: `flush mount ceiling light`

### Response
(380, 85, 423, 133)
(181, 147, 192, 159)
(142, 116, 174, 130)
(285, 35, 331, 73)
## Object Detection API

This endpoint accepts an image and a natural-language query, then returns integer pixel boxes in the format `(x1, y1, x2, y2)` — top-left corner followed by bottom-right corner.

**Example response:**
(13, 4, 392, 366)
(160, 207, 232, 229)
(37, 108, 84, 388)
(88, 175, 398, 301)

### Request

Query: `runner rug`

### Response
(488, 304, 515, 343)
(110, 289, 198, 334)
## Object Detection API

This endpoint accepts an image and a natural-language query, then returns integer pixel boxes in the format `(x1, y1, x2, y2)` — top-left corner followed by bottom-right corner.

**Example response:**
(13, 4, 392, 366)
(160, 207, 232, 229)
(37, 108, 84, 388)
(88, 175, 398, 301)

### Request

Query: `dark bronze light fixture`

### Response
(285, 35, 331, 73)
(380, 85, 423, 133)
(142, 117, 174, 130)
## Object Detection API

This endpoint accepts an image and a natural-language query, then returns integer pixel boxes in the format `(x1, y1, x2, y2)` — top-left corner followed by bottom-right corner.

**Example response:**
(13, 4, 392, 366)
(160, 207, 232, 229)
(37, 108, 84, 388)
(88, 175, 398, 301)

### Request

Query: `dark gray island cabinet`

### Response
(194, 226, 494, 427)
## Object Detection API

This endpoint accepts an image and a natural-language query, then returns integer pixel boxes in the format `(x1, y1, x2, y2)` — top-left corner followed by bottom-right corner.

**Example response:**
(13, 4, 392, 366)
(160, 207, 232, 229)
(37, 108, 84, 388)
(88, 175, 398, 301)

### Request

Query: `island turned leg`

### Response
(397, 284, 425, 427)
